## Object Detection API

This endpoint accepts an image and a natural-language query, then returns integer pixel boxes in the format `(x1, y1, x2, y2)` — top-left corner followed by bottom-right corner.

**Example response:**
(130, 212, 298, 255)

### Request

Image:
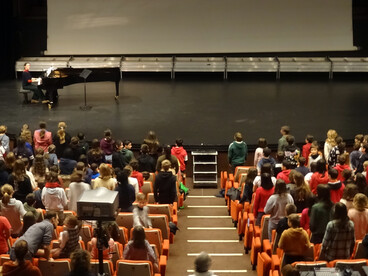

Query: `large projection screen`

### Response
(46, 0, 355, 55)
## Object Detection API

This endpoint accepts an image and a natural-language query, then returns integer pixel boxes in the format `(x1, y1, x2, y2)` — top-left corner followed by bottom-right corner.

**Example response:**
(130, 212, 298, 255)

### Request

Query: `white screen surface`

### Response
(46, 0, 355, 55)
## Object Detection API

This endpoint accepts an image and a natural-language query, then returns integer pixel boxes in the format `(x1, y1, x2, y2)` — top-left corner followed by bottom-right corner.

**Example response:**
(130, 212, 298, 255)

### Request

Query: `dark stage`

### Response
(1, 73, 368, 150)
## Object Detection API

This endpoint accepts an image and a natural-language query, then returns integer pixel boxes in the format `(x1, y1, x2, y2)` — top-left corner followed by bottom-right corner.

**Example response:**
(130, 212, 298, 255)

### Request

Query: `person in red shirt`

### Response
(253, 173, 275, 226)
(309, 159, 329, 195)
(328, 168, 344, 203)
(277, 160, 291, 184)
(171, 138, 188, 174)
(302, 134, 314, 166)
(0, 215, 11, 254)
(333, 154, 351, 182)
(129, 159, 144, 192)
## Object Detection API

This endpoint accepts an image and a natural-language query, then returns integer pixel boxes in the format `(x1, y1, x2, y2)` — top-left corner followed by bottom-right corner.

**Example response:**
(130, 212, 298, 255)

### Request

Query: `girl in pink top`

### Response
(33, 121, 52, 153)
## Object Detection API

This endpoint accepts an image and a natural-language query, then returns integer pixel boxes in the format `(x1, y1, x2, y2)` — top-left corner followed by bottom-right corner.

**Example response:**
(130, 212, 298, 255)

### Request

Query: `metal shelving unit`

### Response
(192, 150, 218, 188)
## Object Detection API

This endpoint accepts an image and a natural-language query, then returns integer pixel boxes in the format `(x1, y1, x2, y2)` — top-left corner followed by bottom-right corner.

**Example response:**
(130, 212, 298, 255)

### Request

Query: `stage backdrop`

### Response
(46, 0, 355, 55)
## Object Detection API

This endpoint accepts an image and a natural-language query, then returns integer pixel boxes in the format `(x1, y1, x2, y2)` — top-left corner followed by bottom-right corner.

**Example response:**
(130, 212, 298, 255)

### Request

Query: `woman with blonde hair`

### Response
(0, 184, 26, 236)
(53, 121, 71, 159)
(92, 163, 116, 190)
(324, 129, 338, 162)
(8, 159, 33, 203)
(348, 193, 368, 240)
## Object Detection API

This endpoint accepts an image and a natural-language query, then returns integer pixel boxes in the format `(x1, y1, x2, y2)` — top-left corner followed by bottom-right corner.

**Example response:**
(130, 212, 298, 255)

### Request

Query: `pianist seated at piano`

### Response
(22, 63, 49, 104)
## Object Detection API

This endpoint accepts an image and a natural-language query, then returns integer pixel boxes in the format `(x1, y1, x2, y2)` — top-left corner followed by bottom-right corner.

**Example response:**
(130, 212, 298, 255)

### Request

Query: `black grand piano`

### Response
(39, 67, 120, 106)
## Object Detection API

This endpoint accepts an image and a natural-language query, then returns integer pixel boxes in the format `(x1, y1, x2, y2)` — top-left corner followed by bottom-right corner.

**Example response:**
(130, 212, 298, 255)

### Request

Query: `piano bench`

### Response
(19, 88, 32, 104)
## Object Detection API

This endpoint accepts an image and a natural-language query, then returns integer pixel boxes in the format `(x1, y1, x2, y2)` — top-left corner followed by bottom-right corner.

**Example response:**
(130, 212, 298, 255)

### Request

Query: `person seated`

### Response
(189, 251, 218, 276)
(3, 240, 42, 276)
(90, 223, 115, 261)
(69, 249, 96, 276)
(123, 225, 158, 273)
(278, 214, 311, 266)
(22, 63, 48, 104)
(52, 215, 81, 258)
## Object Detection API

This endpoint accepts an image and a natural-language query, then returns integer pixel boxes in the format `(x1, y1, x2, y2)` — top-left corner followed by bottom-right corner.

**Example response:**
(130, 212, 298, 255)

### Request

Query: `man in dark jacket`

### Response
(154, 160, 177, 204)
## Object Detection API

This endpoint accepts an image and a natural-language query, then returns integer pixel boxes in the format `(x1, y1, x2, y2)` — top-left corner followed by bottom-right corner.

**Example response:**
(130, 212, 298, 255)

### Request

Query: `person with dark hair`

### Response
(320, 202, 355, 261)
(90, 224, 115, 260)
(302, 134, 314, 164)
(123, 225, 158, 273)
(115, 167, 136, 212)
(342, 169, 354, 186)
(328, 168, 344, 203)
(253, 173, 275, 226)
(100, 129, 115, 164)
(333, 154, 351, 182)
(20, 211, 36, 236)
(265, 179, 294, 239)
(23, 193, 40, 221)
(69, 249, 95, 276)
(10, 211, 59, 261)
(69, 136, 83, 161)
(284, 135, 300, 169)
(239, 167, 258, 204)
(308, 142, 322, 170)
(189, 251, 217, 276)
(328, 136, 346, 168)
(33, 121, 52, 153)
(277, 160, 292, 184)
(279, 213, 311, 265)
(309, 159, 329, 195)
(157, 145, 179, 174)
(13, 137, 34, 162)
(295, 157, 309, 176)
(87, 139, 105, 166)
(21, 63, 47, 104)
(228, 132, 248, 173)
(112, 140, 126, 169)
(350, 142, 362, 171)
(257, 147, 276, 173)
(8, 159, 33, 203)
(122, 139, 134, 165)
(171, 138, 188, 176)
(274, 151, 285, 176)
(300, 196, 316, 231)
(130, 159, 144, 192)
(253, 163, 277, 192)
(276, 203, 297, 236)
(309, 184, 333, 244)
(138, 144, 156, 173)
(355, 173, 368, 195)
(254, 138, 267, 167)
(154, 160, 177, 204)
(278, 125, 290, 152)
(3, 240, 42, 276)
(53, 215, 81, 258)
(0, 160, 9, 186)
(77, 133, 89, 155)
(340, 184, 359, 211)
(59, 147, 77, 175)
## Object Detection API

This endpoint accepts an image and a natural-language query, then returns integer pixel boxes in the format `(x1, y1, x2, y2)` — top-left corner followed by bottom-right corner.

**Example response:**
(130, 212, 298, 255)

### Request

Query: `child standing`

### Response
(302, 134, 314, 165)
(254, 138, 267, 167)
(133, 193, 152, 228)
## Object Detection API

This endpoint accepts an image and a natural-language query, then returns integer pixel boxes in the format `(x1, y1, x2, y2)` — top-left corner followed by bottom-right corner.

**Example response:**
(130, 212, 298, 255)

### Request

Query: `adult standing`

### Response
(278, 126, 290, 152)
(228, 132, 248, 173)
(22, 63, 47, 104)
(154, 160, 177, 204)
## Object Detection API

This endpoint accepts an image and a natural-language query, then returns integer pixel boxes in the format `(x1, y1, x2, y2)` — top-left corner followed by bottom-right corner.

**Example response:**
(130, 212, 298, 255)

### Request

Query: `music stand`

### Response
(80, 69, 92, 110)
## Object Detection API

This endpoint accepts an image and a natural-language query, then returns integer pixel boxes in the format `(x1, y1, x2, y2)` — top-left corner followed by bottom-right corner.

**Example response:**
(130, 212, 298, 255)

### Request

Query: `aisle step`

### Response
(187, 269, 248, 274)
(187, 227, 235, 230)
(187, 253, 243, 256)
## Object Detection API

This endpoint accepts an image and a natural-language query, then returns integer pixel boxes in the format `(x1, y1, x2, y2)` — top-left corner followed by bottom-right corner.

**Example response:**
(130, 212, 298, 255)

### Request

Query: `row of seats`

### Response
(0, 255, 161, 276)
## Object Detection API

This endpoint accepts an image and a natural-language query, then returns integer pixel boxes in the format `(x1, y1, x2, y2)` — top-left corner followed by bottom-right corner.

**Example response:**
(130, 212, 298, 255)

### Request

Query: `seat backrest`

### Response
(147, 193, 155, 204)
(272, 231, 281, 254)
(90, 259, 114, 276)
(294, 261, 327, 270)
(0, 254, 10, 265)
(238, 173, 248, 187)
(149, 214, 170, 240)
(234, 166, 251, 182)
(145, 228, 163, 255)
(260, 215, 270, 242)
(142, 181, 153, 195)
(38, 258, 71, 276)
(116, 260, 153, 276)
(117, 226, 129, 246)
(353, 241, 367, 259)
(116, 212, 134, 231)
(147, 173, 155, 184)
(79, 224, 93, 245)
(147, 204, 172, 221)
(334, 260, 368, 276)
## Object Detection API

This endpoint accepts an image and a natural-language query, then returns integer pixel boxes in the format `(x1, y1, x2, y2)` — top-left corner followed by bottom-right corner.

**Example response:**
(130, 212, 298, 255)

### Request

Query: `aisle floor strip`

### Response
(187, 206, 227, 208)
(187, 227, 235, 230)
(187, 196, 217, 198)
(187, 240, 239, 243)
(187, 216, 231, 218)
(187, 253, 243, 256)
(187, 269, 247, 273)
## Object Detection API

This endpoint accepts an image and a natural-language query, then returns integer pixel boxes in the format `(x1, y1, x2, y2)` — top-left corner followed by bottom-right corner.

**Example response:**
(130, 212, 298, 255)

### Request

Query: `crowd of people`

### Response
(0, 121, 189, 274)
(231, 126, 368, 267)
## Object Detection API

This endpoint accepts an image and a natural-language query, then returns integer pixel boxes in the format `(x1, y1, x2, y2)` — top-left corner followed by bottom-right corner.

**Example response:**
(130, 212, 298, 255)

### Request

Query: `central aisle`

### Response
(165, 180, 256, 276)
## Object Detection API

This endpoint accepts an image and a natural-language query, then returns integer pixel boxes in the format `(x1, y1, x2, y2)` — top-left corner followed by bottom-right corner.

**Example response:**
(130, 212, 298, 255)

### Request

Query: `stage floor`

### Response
(1, 73, 368, 149)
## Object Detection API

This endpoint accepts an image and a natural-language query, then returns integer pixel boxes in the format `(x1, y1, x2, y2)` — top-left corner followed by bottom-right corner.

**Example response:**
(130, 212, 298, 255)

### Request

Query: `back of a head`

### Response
(129, 159, 139, 171)
(288, 213, 300, 228)
(175, 138, 183, 147)
(338, 154, 347, 165)
(44, 210, 57, 220)
(261, 173, 273, 190)
(39, 121, 46, 129)
(14, 240, 29, 262)
(316, 159, 326, 174)
(281, 125, 290, 135)
(195, 251, 212, 273)
(306, 134, 314, 143)
(333, 202, 348, 223)
(275, 179, 287, 195)
(298, 156, 306, 167)
(141, 143, 149, 154)
(282, 264, 300, 276)
(132, 225, 146, 248)
(123, 140, 131, 147)
(1, 184, 13, 205)
(353, 193, 368, 212)
(147, 131, 156, 141)
(276, 151, 285, 163)
(162, 159, 171, 171)
(234, 132, 243, 142)
(104, 129, 112, 138)
(263, 147, 271, 157)
(286, 203, 297, 216)
(317, 184, 331, 205)
(286, 135, 295, 146)
(26, 193, 36, 206)
(70, 249, 91, 273)
(260, 163, 272, 174)
(328, 168, 338, 180)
